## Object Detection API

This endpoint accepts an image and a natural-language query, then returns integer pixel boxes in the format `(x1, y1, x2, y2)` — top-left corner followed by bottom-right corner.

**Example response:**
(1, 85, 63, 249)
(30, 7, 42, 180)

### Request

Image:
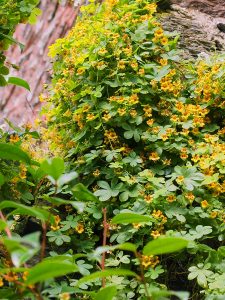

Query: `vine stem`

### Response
(40, 182, 58, 260)
(101, 207, 108, 288)
(136, 252, 151, 300)
(40, 222, 47, 261)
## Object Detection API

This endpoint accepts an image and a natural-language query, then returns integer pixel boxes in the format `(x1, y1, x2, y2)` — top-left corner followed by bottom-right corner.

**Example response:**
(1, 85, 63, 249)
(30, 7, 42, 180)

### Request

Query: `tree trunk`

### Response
(0, 0, 80, 125)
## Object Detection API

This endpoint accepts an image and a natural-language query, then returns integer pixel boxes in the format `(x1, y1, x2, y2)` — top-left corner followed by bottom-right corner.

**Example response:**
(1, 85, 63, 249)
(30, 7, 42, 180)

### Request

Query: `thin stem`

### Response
(40, 222, 47, 261)
(33, 177, 46, 204)
(136, 252, 151, 300)
(101, 207, 108, 288)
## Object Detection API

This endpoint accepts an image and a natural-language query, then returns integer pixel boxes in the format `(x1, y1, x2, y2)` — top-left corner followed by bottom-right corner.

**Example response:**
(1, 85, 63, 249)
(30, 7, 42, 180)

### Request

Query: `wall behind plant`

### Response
(0, 0, 79, 125)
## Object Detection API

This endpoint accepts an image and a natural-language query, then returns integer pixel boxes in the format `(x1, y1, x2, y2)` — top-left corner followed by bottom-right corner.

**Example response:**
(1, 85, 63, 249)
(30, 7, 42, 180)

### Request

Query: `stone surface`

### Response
(160, 2, 225, 58)
(171, 0, 225, 18)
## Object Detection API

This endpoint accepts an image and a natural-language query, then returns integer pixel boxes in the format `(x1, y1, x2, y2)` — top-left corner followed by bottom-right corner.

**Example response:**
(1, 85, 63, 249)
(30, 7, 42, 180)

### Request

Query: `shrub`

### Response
(42, 0, 225, 298)
(0, 0, 224, 299)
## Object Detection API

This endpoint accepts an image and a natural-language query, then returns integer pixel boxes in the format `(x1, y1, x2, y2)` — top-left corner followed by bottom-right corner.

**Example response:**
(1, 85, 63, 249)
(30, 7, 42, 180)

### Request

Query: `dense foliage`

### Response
(0, 0, 40, 87)
(0, 0, 224, 299)
(42, 0, 225, 298)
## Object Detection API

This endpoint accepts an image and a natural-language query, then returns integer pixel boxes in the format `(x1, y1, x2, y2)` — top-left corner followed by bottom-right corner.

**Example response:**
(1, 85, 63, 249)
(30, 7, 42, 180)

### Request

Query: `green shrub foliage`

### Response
(42, 0, 225, 298)
(0, 0, 225, 299)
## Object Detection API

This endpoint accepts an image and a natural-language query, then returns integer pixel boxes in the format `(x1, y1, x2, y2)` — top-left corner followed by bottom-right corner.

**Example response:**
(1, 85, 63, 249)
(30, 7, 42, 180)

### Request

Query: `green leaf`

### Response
(0, 172, 5, 186)
(0, 201, 54, 223)
(3, 232, 40, 267)
(58, 172, 78, 186)
(218, 246, 225, 257)
(0, 143, 30, 163)
(0, 219, 7, 231)
(94, 243, 137, 258)
(0, 33, 24, 50)
(26, 258, 78, 285)
(72, 183, 99, 202)
(0, 66, 9, 75)
(41, 157, 65, 181)
(76, 269, 138, 286)
(45, 196, 85, 212)
(111, 213, 152, 224)
(8, 77, 30, 91)
(0, 75, 7, 86)
(116, 242, 137, 253)
(143, 236, 188, 255)
(95, 286, 117, 300)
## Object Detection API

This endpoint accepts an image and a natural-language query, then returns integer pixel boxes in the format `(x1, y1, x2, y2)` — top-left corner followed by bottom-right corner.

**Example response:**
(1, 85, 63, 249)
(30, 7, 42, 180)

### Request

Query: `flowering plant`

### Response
(0, 0, 224, 299)
(42, 0, 225, 298)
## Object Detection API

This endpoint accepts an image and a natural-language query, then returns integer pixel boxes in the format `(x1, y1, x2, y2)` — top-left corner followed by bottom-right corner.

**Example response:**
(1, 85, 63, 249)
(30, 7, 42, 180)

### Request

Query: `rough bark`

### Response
(0, 0, 80, 125)
(171, 0, 225, 17)
(160, 2, 225, 59)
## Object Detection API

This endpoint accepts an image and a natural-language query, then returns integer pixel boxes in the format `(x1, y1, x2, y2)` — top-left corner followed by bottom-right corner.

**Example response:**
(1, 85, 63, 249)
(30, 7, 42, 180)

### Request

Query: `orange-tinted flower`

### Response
(75, 223, 84, 234)
(149, 152, 160, 161)
(201, 200, 209, 208)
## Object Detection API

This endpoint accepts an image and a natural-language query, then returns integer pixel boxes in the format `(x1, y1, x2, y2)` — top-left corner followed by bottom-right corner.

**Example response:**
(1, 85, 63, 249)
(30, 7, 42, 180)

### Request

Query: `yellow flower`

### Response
(159, 58, 168, 66)
(166, 195, 176, 203)
(118, 60, 126, 69)
(176, 176, 184, 185)
(162, 159, 171, 165)
(141, 255, 159, 268)
(3, 273, 18, 282)
(75, 223, 84, 234)
(104, 130, 118, 142)
(93, 169, 100, 177)
(123, 46, 132, 56)
(185, 192, 195, 202)
(133, 223, 142, 229)
(76, 67, 85, 75)
(10, 134, 20, 143)
(102, 113, 111, 122)
(130, 60, 138, 69)
(151, 230, 161, 239)
(160, 134, 168, 141)
(149, 152, 160, 161)
(86, 113, 96, 121)
(22, 271, 28, 281)
(180, 153, 188, 160)
(39, 93, 45, 103)
(144, 194, 153, 203)
(192, 154, 200, 163)
(129, 94, 139, 104)
(0, 277, 3, 287)
(117, 108, 126, 116)
(210, 211, 218, 219)
(138, 68, 145, 76)
(59, 293, 71, 300)
(19, 164, 27, 179)
(150, 79, 157, 88)
(145, 3, 157, 13)
(201, 200, 209, 209)
(160, 37, 168, 45)
(152, 126, 160, 134)
(51, 215, 61, 231)
(154, 28, 164, 38)
(143, 105, 152, 117)
(130, 109, 137, 117)
(98, 48, 108, 56)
